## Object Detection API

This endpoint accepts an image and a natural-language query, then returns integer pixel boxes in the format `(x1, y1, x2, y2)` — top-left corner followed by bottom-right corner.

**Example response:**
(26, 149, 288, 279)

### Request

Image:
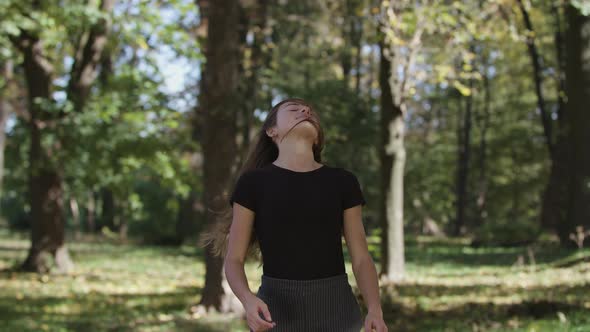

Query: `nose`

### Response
(300, 107, 311, 117)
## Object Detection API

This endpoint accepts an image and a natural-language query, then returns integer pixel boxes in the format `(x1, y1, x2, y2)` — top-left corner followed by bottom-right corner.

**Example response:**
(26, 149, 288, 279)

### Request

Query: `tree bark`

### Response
(516, 0, 571, 234)
(378, 36, 406, 283)
(378, 37, 393, 280)
(454, 57, 473, 236)
(194, 0, 243, 313)
(14, 30, 72, 273)
(562, 4, 590, 246)
(475, 54, 491, 227)
(0, 60, 14, 205)
(99, 187, 116, 232)
(86, 191, 96, 233)
(66, 0, 115, 112)
(516, 0, 555, 157)
(238, 0, 268, 164)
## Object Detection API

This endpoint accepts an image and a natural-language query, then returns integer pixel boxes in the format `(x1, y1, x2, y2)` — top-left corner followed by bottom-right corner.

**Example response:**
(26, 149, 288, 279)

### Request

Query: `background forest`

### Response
(0, 0, 589, 331)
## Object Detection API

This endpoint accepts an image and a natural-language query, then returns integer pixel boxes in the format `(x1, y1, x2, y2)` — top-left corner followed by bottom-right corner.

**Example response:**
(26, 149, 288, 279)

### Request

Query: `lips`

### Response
(297, 119, 314, 127)
(297, 115, 313, 122)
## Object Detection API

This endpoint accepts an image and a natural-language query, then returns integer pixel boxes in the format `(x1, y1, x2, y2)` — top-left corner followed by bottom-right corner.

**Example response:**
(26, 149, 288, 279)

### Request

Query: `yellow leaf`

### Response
(453, 81, 471, 96)
(137, 38, 148, 50)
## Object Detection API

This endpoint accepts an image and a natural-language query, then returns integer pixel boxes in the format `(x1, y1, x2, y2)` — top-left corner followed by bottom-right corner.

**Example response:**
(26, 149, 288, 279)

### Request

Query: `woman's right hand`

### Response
(245, 294, 276, 331)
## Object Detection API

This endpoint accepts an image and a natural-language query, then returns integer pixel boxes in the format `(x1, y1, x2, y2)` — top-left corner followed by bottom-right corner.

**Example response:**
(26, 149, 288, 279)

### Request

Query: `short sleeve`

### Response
(342, 171, 366, 210)
(229, 171, 258, 213)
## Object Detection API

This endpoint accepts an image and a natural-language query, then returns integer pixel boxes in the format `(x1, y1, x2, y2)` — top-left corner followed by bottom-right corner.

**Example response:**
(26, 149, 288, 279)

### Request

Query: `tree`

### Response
(6, 0, 115, 273)
(0, 60, 21, 207)
(563, 2, 590, 246)
(377, 0, 424, 282)
(193, 0, 244, 313)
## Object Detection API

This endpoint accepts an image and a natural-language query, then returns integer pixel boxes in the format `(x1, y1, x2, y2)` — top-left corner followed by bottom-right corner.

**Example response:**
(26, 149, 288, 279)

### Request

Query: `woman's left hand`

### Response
(363, 311, 388, 332)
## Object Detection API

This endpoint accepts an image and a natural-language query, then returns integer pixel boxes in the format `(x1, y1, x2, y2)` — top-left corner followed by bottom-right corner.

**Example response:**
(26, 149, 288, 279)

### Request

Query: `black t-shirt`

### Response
(228, 162, 366, 280)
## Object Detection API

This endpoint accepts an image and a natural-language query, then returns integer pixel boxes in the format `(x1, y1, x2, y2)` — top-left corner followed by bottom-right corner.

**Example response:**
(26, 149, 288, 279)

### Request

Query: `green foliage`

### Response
(261, 0, 381, 226)
(473, 219, 542, 246)
(0, 0, 583, 249)
(129, 174, 184, 245)
(1, 0, 200, 244)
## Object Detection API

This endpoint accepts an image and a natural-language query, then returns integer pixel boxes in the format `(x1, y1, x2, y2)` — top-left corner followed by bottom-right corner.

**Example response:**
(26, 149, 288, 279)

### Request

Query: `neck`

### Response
(274, 138, 319, 171)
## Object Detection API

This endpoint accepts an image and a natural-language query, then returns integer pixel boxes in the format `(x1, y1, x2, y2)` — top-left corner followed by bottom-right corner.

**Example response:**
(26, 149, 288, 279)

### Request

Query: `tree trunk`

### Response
(69, 197, 80, 239)
(194, 0, 243, 313)
(86, 191, 96, 233)
(562, 4, 590, 246)
(378, 38, 393, 279)
(454, 71, 473, 236)
(16, 0, 114, 272)
(0, 60, 14, 204)
(540, 136, 569, 232)
(517, 0, 571, 234)
(99, 187, 116, 232)
(378, 37, 405, 283)
(516, 0, 555, 156)
(353, 16, 362, 96)
(475, 55, 491, 227)
(385, 114, 406, 282)
(238, 0, 268, 164)
(15, 31, 73, 273)
(66, 0, 115, 112)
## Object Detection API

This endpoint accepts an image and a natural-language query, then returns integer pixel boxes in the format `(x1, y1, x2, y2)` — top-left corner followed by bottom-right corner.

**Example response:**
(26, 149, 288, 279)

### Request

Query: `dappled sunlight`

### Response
(1, 233, 590, 331)
(368, 238, 590, 331)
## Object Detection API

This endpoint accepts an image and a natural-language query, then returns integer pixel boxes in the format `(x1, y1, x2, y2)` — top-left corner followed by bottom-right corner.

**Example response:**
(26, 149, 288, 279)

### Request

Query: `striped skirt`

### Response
(250, 272, 364, 332)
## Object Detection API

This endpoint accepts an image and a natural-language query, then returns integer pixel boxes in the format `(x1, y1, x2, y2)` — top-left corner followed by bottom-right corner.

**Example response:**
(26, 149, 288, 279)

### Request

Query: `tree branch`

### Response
(66, 0, 116, 112)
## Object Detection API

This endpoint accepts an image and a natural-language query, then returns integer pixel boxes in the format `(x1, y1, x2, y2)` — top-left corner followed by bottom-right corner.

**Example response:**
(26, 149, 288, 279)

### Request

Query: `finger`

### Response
(261, 305, 273, 323)
(256, 314, 275, 329)
(249, 319, 260, 332)
(365, 320, 371, 332)
(259, 319, 275, 330)
(257, 306, 275, 328)
(253, 321, 269, 332)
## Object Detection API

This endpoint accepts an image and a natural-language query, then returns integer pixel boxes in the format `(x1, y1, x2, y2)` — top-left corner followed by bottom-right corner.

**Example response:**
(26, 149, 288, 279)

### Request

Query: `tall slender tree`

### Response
(0, 60, 17, 204)
(563, 2, 590, 245)
(193, 0, 244, 313)
(378, 0, 426, 282)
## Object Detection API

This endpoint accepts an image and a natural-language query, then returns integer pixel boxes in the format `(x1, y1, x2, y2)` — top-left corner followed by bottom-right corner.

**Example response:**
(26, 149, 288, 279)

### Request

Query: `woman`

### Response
(200, 98, 387, 332)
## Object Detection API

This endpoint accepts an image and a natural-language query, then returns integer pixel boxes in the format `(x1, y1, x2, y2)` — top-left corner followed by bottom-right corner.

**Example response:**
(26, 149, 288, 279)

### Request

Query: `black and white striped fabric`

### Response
(250, 272, 363, 332)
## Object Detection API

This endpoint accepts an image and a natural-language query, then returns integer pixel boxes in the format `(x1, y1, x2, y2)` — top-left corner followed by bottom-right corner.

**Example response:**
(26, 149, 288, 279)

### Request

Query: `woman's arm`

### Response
(343, 205, 383, 316)
(224, 203, 257, 305)
(225, 203, 276, 331)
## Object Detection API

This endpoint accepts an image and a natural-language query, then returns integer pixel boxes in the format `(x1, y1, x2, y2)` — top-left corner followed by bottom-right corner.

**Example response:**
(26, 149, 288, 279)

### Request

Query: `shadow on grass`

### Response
(380, 295, 588, 331)
(389, 280, 590, 298)
(404, 244, 582, 268)
(0, 285, 243, 332)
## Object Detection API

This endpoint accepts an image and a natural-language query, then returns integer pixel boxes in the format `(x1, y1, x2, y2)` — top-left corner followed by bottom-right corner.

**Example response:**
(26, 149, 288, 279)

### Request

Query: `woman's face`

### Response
(269, 102, 319, 145)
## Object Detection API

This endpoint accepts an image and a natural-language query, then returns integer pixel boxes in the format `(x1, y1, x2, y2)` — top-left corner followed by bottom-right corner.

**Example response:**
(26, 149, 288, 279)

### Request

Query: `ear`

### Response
(266, 128, 275, 139)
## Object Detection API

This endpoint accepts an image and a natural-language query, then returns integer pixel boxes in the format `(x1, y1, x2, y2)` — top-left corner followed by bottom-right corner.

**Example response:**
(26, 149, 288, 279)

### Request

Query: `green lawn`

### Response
(1, 229, 589, 332)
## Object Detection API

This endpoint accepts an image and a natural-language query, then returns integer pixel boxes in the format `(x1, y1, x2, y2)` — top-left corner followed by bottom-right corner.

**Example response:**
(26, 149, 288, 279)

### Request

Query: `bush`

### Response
(471, 219, 541, 247)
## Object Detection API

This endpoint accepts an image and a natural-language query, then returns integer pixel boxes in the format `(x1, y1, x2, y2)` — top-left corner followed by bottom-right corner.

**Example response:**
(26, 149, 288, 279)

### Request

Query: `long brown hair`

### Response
(197, 98, 326, 264)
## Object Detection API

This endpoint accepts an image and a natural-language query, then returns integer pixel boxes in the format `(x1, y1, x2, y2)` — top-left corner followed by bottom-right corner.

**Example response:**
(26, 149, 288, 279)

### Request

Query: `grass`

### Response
(0, 229, 589, 331)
